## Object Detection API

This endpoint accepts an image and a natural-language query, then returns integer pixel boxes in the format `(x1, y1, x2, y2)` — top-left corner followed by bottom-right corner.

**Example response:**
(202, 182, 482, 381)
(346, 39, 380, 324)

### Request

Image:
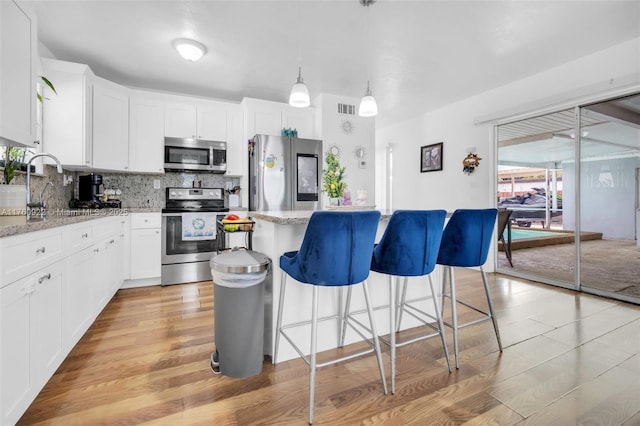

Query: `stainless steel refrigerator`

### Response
(249, 134, 322, 211)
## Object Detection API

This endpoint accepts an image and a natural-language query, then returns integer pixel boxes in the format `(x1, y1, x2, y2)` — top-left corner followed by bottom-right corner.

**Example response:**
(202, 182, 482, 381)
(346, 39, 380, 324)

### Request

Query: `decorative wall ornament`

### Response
(328, 144, 341, 157)
(340, 118, 355, 135)
(420, 142, 443, 173)
(462, 153, 482, 174)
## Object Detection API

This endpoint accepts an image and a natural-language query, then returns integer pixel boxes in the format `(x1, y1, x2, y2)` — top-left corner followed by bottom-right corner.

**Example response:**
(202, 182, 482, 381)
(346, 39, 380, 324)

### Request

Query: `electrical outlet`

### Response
(63, 175, 73, 186)
(153, 179, 161, 190)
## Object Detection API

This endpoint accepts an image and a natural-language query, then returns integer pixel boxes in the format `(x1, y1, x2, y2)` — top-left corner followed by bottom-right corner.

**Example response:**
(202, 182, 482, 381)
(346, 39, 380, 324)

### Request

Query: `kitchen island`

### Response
(249, 209, 443, 363)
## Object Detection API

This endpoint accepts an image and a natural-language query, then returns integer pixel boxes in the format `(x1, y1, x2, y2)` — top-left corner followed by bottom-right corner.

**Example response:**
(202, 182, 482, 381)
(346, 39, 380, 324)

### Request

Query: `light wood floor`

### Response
(19, 270, 640, 425)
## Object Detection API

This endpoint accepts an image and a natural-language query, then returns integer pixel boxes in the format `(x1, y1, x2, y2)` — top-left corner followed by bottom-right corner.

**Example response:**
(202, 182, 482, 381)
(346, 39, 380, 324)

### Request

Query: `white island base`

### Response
(250, 210, 444, 364)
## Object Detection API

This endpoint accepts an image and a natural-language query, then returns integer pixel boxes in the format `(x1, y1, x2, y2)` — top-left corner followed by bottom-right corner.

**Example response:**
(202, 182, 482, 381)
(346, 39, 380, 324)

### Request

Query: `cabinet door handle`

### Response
(109, 239, 115, 244)
(33, 139, 41, 145)
(38, 273, 51, 284)
(35, 246, 46, 254)
(155, 230, 160, 234)
(82, 233, 89, 238)
(94, 248, 100, 253)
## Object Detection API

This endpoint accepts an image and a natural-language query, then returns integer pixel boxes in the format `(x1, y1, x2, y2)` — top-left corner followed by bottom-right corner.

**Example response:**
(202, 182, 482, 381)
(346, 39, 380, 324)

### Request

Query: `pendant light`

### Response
(289, 0, 310, 108)
(358, 0, 378, 117)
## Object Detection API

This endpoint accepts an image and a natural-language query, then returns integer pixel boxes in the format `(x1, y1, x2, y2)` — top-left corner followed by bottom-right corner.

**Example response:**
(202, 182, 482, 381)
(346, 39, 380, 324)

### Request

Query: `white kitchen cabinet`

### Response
(165, 100, 229, 141)
(242, 97, 318, 140)
(282, 105, 316, 139)
(92, 77, 130, 171)
(226, 107, 244, 176)
(65, 246, 94, 347)
(0, 0, 37, 147)
(42, 58, 95, 168)
(0, 261, 64, 426)
(130, 213, 161, 280)
(0, 227, 63, 287)
(165, 102, 196, 138)
(92, 217, 123, 311)
(1, 273, 32, 425)
(0, 217, 129, 424)
(129, 95, 165, 173)
(197, 103, 228, 141)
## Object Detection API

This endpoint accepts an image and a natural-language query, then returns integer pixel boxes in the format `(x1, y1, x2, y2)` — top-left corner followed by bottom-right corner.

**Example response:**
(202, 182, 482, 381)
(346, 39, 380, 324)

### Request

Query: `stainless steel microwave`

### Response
(164, 137, 227, 173)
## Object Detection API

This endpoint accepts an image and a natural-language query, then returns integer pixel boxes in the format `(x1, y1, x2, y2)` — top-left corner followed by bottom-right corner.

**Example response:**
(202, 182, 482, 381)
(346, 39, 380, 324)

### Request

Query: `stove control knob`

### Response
(170, 191, 176, 197)
(209, 191, 214, 196)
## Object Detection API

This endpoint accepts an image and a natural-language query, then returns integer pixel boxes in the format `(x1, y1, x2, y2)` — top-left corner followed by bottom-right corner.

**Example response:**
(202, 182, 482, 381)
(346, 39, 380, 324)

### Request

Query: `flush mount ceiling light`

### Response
(173, 38, 207, 61)
(289, 1, 310, 108)
(358, 0, 378, 117)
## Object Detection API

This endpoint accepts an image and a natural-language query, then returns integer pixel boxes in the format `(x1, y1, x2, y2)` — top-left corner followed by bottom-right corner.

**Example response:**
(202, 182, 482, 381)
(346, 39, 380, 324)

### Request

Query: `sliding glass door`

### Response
(497, 109, 577, 289)
(578, 94, 640, 303)
(497, 93, 640, 304)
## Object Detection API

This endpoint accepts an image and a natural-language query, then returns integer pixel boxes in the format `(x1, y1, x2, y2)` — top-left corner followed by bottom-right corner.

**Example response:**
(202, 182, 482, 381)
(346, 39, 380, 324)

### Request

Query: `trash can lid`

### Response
(210, 250, 270, 273)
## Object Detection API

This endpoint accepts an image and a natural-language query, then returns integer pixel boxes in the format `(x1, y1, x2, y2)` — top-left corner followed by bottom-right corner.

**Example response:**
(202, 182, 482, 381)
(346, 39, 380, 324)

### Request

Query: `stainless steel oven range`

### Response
(161, 187, 229, 285)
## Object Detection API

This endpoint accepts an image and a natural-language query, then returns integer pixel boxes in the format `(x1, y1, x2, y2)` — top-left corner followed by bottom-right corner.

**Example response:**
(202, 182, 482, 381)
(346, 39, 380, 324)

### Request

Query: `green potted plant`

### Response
(322, 151, 347, 206)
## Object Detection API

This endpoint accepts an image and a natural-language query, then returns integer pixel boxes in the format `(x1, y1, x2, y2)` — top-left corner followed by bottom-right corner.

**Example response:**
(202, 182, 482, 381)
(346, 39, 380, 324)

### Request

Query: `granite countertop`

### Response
(249, 209, 393, 225)
(0, 207, 162, 238)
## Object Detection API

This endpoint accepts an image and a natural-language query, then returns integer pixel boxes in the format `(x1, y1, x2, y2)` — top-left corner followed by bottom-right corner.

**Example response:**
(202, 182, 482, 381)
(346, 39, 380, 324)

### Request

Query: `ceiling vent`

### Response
(338, 103, 356, 115)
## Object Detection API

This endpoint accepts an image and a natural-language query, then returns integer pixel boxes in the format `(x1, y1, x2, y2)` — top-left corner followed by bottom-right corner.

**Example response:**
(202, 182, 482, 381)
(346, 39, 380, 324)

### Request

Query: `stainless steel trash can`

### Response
(210, 250, 270, 378)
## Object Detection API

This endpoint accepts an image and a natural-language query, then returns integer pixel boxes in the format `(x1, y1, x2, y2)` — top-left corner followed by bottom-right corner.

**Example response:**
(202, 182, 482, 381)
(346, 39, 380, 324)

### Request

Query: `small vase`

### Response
(329, 197, 339, 207)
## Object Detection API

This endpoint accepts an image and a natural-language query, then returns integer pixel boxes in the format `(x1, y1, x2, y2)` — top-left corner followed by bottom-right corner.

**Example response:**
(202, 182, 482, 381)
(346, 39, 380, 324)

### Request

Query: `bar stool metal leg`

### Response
(339, 286, 353, 348)
(274, 271, 287, 364)
(389, 275, 396, 394)
(480, 267, 503, 352)
(309, 286, 319, 425)
(362, 280, 388, 396)
(428, 275, 452, 373)
(448, 266, 460, 369)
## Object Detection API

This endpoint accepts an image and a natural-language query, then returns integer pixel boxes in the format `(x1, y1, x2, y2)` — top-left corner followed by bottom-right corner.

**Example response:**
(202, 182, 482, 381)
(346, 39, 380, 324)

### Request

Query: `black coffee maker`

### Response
(78, 173, 103, 201)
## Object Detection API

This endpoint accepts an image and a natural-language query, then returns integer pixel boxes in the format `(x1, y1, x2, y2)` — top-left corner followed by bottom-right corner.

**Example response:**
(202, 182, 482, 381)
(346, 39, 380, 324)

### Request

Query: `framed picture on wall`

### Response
(420, 142, 443, 173)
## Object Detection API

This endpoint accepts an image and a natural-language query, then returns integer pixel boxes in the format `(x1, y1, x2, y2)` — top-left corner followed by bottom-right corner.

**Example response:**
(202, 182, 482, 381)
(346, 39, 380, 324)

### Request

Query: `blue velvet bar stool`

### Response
(436, 208, 502, 369)
(274, 210, 387, 425)
(366, 210, 451, 394)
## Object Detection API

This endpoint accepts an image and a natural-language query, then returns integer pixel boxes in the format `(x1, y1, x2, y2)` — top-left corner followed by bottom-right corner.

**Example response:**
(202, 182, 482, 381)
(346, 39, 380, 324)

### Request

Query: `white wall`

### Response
(376, 37, 640, 270)
(377, 37, 640, 213)
(316, 93, 376, 206)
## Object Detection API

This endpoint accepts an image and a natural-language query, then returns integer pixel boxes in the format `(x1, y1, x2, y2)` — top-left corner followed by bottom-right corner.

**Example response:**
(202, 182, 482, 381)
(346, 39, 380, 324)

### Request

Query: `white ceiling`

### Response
(25, 0, 640, 128)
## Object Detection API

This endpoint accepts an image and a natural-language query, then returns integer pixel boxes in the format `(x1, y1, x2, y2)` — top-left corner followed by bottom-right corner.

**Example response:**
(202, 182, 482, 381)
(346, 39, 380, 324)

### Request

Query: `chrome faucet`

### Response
(26, 153, 63, 221)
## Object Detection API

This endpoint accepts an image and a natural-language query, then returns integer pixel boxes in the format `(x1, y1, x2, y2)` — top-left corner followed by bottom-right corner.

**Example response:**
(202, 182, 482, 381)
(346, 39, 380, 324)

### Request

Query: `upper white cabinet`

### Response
(197, 103, 228, 141)
(92, 77, 130, 171)
(129, 94, 164, 173)
(0, 0, 37, 147)
(165, 100, 228, 141)
(164, 103, 196, 138)
(42, 58, 95, 168)
(226, 106, 244, 176)
(283, 105, 316, 139)
(242, 98, 317, 140)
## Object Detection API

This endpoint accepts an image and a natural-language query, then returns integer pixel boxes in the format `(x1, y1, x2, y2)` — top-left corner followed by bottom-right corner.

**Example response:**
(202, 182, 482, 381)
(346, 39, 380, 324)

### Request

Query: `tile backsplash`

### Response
(17, 167, 242, 210)
(83, 171, 241, 208)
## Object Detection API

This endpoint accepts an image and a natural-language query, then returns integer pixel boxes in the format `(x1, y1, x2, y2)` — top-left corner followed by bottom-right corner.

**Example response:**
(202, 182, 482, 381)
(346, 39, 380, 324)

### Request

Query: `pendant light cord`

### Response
(366, 4, 371, 84)
(297, 0, 302, 69)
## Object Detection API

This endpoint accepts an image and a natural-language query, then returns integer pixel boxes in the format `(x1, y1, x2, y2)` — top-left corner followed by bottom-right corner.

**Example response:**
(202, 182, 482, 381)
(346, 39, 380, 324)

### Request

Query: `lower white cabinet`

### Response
(0, 216, 126, 424)
(130, 228, 161, 279)
(1, 261, 64, 426)
(65, 246, 94, 348)
(130, 213, 161, 280)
